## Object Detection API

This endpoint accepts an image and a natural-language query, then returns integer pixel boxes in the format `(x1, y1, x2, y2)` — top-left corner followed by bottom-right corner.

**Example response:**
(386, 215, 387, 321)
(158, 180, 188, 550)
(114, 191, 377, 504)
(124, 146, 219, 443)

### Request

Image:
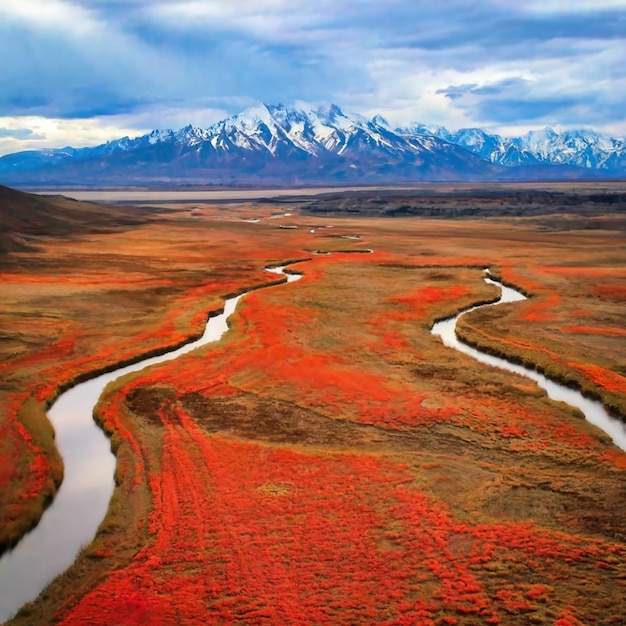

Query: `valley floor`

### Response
(1, 189, 625, 624)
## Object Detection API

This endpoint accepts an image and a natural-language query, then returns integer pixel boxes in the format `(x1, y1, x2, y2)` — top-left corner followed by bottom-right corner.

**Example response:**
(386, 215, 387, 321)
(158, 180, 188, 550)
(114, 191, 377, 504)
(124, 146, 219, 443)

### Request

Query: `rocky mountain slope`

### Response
(0, 104, 620, 185)
(402, 124, 626, 173)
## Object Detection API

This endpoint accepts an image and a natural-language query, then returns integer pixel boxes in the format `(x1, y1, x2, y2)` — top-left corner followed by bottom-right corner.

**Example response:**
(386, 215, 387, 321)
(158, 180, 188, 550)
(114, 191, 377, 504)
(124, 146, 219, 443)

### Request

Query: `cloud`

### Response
(0, 127, 45, 140)
(0, 0, 625, 149)
(437, 78, 532, 101)
(395, 8, 626, 53)
(433, 66, 626, 129)
(436, 84, 478, 101)
(502, 0, 626, 13)
(0, 0, 371, 120)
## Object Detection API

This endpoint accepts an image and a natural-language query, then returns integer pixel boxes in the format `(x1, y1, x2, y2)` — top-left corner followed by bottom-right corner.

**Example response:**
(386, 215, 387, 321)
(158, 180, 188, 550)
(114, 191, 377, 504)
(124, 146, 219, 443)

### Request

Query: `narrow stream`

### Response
(0, 266, 301, 623)
(431, 272, 626, 452)
(2, 264, 624, 622)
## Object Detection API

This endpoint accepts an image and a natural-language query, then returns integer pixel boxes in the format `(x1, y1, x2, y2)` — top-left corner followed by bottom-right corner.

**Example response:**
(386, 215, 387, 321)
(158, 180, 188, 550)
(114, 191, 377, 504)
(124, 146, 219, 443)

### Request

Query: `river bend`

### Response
(2, 266, 625, 622)
(0, 266, 300, 623)
(431, 273, 626, 452)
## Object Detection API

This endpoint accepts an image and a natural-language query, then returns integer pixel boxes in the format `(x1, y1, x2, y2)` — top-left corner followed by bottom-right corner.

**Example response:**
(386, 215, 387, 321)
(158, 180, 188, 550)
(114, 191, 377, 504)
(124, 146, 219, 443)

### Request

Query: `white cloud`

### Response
(0, 0, 624, 151)
(0, 0, 99, 36)
(0, 106, 235, 156)
(0, 116, 143, 156)
(145, 0, 315, 41)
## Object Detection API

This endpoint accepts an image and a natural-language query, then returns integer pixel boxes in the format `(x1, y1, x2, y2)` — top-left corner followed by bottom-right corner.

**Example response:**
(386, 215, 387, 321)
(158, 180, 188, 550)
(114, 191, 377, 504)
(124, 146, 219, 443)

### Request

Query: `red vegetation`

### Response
(568, 362, 626, 394)
(385, 284, 470, 322)
(0, 390, 60, 544)
(0, 221, 307, 546)
(593, 284, 626, 302)
(61, 400, 624, 624)
(4, 209, 626, 624)
(520, 294, 560, 322)
(55, 250, 626, 624)
(562, 325, 626, 337)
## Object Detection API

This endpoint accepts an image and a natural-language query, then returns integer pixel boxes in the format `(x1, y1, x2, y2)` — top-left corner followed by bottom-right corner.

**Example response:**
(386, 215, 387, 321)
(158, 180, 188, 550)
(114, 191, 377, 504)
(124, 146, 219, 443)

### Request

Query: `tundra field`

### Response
(1, 183, 625, 625)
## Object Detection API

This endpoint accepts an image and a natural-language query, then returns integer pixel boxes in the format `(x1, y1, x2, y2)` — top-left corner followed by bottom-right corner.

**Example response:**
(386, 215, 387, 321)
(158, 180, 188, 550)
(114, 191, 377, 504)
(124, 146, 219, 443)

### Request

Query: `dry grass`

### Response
(1, 189, 625, 624)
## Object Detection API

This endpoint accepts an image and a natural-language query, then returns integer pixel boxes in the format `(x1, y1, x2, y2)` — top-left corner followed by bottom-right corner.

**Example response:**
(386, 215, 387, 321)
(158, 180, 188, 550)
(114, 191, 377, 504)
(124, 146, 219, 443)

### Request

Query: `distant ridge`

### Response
(400, 124, 626, 173)
(0, 185, 152, 253)
(0, 103, 621, 186)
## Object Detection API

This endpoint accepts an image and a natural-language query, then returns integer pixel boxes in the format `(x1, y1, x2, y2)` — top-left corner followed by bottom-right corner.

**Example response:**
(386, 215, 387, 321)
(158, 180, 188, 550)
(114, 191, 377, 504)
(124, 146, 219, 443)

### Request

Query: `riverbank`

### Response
(432, 274, 626, 451)
(1, 196, 625, 624)
(0, 198, 308, 555)
(0, 266, 302, 622)
(456, 282, 626, 420)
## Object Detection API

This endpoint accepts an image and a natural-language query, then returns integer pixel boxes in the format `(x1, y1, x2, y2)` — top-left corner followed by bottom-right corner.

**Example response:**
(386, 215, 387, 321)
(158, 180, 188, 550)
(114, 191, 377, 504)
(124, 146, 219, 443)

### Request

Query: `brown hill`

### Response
(0, 185, 155, 253)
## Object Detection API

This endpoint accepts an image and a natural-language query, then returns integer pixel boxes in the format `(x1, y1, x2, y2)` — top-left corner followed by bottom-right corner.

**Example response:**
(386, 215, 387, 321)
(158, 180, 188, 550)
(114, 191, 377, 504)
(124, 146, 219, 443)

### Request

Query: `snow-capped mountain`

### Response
(0, 103, 503, 185)
(400, 124, 626, 172)
(199, 103, 368, 157)
(0, 103, 620, 186)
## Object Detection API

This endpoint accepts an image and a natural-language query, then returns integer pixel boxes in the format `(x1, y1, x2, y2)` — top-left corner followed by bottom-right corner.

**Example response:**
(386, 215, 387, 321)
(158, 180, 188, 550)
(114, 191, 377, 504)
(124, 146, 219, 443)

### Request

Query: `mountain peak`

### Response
(315, 103, 344, 120)
(0, 102, 624, 184)
(420, 123, 625, 170)
(523, 126, 558, 141)
(370, 114, 391, 129)
(233, 102, 276, 128)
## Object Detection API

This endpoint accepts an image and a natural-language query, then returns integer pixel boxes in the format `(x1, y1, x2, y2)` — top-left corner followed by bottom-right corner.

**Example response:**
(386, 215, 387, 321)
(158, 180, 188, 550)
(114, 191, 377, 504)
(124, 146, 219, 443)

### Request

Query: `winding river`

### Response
(431, 272, 626, 452)
(1, 264, 625, 622)
(0, 266, 301, 623)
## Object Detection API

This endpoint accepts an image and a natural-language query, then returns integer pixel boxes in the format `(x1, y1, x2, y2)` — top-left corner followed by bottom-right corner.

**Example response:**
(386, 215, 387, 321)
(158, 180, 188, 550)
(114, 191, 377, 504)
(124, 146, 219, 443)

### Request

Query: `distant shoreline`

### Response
(24, 180, 626, 204)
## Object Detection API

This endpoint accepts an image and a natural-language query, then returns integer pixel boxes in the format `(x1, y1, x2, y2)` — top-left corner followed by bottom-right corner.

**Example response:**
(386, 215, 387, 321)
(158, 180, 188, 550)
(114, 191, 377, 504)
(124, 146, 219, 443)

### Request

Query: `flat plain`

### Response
(1, 183, 625, 625)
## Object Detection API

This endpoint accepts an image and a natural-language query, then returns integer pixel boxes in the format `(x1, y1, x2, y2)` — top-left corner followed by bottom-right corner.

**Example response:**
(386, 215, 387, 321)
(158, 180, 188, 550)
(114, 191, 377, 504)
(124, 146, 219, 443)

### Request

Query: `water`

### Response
(0, 266, 301, 623)
(431, 274, 626, 452)
(2, 265, 623, 621)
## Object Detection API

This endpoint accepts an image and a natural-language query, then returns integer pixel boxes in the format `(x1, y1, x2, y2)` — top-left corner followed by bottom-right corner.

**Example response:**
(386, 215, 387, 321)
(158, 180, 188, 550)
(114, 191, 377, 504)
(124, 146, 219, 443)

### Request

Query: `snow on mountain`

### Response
(399, 123, 451, 141)
(79, 102, 463, 167)
(0, 102, 623, 184)
(402, 123, 626, 172)
(201, 103, 376, 157)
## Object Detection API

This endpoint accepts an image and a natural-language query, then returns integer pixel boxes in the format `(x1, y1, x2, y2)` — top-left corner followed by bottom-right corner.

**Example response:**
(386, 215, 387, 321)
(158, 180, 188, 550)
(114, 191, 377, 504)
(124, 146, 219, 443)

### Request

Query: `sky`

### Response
(1, 0, 625, 155)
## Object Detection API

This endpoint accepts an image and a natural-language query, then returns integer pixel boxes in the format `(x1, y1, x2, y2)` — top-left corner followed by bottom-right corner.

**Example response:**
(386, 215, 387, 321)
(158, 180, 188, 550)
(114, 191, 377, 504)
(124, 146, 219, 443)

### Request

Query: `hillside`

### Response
(0, 185, 158, 253)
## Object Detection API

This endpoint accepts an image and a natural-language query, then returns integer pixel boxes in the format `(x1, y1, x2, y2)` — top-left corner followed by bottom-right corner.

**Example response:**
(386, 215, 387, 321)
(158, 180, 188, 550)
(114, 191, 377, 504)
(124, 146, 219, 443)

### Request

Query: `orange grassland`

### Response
(2, 197, 625, 625)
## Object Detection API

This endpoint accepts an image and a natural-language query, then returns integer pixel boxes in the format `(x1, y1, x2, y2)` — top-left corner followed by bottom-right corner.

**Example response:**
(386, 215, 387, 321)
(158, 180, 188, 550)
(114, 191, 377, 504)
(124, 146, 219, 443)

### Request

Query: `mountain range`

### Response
(1, 103, 624, 186)
(402, 123, 626, 172)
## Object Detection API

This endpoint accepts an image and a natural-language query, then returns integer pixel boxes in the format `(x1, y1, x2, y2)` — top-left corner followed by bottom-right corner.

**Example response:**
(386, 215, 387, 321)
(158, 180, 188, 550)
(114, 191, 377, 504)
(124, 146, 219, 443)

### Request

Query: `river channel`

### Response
(0, 266, 301, 623)
(431, 273, 626, 452)
(1, 266, 625, 622)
